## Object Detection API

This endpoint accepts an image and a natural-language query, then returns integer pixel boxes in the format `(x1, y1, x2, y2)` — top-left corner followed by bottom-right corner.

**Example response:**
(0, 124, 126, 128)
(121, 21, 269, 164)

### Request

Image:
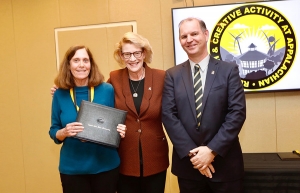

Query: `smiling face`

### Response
(121, 43, 145, 75)
(69, 48, 91, 86)
(179, 19, 209, 62)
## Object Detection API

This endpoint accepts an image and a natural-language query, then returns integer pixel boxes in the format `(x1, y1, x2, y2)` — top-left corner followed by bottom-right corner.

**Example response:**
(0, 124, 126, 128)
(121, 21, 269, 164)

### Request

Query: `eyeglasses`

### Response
(121, 51, 143, 59)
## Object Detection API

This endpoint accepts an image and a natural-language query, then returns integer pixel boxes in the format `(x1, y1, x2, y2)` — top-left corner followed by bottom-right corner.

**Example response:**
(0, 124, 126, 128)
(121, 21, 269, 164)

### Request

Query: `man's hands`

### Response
(189, 146, 216, 178)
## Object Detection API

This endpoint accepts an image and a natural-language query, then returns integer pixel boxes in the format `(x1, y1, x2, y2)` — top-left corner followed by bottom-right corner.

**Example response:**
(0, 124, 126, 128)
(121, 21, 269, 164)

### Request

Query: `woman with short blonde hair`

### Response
(108, 32, 169, 193)
(113, 32, 153, 67)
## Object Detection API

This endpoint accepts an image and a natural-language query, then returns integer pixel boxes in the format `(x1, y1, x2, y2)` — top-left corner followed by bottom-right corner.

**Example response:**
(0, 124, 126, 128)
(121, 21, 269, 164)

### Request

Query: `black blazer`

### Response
(162, 56, 246, 182)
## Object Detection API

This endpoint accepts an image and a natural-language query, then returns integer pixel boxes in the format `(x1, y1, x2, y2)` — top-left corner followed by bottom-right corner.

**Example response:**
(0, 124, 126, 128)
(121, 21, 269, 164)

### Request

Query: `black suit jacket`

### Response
(162, 56, 246, 182)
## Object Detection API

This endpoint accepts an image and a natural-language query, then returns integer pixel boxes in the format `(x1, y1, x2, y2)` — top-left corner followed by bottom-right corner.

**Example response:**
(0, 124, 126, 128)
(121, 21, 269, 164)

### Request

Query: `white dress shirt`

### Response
(189, 54, 210, 91)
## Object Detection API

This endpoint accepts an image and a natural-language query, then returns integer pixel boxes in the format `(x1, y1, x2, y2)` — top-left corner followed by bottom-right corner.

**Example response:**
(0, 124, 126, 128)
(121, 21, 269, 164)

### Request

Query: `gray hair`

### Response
(178, 17, 207, 32)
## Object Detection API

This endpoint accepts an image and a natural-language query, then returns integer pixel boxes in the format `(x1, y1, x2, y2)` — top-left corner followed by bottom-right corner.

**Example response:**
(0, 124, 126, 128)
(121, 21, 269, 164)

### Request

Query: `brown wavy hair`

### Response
(54, 45, 104, 89)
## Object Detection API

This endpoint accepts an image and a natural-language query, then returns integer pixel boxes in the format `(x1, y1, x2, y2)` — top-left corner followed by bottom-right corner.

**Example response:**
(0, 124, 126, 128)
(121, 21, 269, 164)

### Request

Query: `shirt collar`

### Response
(189, 55, 210, 72)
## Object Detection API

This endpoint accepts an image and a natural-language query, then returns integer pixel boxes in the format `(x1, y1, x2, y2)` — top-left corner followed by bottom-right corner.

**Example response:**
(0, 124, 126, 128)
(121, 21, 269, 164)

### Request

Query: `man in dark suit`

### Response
(162, 17, 246, 192)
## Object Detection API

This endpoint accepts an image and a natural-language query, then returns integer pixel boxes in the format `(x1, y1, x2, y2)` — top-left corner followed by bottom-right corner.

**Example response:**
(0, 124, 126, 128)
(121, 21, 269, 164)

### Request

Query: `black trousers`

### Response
(117, 170, 167, 193)
(60, 167, 119, 193)
(178, 176, 244, 193)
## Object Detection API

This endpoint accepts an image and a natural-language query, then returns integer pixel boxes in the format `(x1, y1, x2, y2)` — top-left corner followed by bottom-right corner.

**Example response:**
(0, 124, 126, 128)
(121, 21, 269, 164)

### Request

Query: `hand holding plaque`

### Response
(75, 100, 127, 148)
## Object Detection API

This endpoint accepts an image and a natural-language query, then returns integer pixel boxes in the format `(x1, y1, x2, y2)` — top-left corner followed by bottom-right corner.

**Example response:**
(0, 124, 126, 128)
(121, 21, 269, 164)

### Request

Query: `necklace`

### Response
(129, 68, 145, 98)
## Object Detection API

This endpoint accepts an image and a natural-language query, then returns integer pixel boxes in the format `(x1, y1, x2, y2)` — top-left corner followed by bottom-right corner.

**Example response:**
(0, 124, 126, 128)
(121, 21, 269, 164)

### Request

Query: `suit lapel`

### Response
(139, 64, 152, 117)
(202, 56, 219, 113)
(181, 60, 197, 121)
(122, 68, 138, 116)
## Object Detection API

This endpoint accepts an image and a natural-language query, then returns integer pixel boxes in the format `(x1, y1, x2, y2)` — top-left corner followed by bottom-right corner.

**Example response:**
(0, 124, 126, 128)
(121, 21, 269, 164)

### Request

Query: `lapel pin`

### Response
(211, 71, 215, 74)
(148, 87, 151, 90)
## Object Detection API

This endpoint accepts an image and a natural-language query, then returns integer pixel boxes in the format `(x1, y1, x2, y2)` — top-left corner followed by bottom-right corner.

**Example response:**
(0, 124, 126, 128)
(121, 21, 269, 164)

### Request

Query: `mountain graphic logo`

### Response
(209, 3, 296, 90)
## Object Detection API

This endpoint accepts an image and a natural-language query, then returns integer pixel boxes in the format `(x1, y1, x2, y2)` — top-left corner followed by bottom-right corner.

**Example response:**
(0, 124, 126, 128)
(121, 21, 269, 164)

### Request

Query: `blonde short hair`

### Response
(113, 32, 153, 67)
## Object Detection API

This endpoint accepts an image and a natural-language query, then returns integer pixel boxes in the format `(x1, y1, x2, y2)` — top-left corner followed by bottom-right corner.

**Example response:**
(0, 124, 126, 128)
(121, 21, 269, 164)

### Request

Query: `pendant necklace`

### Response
(130, 68, 145, 98)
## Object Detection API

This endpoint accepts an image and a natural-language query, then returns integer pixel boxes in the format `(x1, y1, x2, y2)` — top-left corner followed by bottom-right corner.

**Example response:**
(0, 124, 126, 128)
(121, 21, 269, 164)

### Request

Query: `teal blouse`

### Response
(49, 83, 120, 175)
